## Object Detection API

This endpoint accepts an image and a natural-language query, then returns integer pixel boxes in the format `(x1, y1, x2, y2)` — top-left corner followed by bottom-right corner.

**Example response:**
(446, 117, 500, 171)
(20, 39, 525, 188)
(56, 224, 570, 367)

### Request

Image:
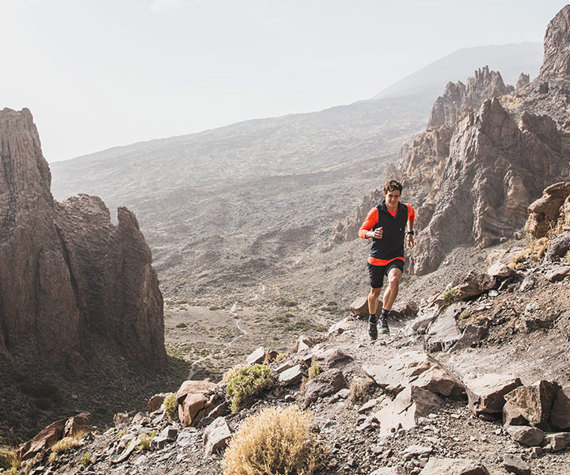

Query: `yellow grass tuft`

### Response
(48, 437, 81, 463)
(222, 405, 327, 475)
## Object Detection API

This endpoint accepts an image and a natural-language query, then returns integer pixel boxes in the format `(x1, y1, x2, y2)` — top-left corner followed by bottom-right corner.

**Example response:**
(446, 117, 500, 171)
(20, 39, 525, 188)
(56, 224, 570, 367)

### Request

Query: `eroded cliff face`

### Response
(0, 108, 166, 372)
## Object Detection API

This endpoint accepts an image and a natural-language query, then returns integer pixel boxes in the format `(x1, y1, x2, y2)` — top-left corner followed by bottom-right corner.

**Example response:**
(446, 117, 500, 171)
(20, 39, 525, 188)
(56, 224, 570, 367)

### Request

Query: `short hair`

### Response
(383, 179, 403, 194)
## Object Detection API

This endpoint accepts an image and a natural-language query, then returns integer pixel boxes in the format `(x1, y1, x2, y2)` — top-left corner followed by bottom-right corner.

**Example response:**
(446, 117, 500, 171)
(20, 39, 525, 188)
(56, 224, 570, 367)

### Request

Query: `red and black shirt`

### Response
(358, 201, 415, 266)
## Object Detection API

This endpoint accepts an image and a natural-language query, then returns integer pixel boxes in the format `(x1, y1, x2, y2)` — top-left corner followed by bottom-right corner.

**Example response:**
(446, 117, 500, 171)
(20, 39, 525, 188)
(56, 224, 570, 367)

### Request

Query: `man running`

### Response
(358, 179, 415, 340)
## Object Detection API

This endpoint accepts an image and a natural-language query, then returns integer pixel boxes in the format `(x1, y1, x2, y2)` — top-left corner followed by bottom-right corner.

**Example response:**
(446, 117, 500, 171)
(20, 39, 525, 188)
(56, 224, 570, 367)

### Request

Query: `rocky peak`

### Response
(428, 66, 513, 129)
(539, 5, 570, 79)
(0, 108, 166, 372)
(516, 73, 530, 89)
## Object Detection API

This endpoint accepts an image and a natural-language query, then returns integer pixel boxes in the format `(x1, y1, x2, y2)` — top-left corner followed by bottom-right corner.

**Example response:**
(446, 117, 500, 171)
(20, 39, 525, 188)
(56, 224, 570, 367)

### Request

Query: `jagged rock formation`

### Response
(428, 66, 513, 129)
(0, 108, 166, 372)
(332, 6, 570, 276)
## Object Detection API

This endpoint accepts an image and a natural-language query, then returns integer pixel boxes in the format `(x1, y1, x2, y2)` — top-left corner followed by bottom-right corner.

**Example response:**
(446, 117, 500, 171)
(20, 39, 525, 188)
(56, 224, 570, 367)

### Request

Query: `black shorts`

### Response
(367, 260, 404, 289)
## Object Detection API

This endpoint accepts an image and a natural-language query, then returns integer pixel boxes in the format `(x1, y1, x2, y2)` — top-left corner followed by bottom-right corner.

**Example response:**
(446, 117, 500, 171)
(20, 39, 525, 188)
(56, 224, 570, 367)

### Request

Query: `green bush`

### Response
(443, 288, 457, 306)
(226, 364, 273, 412)
(163, 393, 178, 421)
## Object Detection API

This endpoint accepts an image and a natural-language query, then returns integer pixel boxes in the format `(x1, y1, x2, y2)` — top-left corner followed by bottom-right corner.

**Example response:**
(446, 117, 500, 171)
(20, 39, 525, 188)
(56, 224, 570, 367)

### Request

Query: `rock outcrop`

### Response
(0, 108, 166, 372)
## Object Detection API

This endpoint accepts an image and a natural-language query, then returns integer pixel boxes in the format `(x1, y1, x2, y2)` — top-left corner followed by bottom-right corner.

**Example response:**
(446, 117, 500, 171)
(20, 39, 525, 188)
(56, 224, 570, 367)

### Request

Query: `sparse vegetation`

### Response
(0, 446, 18, 470)
(443, 288, 458, 306)
(163, 393, 178, 421)
(308, 359, 321, 380)
(48, 436, 81, 463)
(81, 451, 92, 468)
(175, 322, 187, 328)
(221, 405, 327, 475)
(225, 364, 273, 412)
(511, 237, 550, 268)
(136, 431, 157, 451)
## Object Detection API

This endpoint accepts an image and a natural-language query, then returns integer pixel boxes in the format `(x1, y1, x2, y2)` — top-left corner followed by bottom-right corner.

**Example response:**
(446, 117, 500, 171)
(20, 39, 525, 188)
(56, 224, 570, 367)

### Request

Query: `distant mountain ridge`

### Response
(374, 43, 542, 100)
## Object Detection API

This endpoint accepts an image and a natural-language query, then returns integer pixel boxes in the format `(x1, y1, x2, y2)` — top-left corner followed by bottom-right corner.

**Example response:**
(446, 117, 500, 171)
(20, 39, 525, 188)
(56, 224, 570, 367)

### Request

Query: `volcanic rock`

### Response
(525, 182, 570, 238)
(0, 108, 166, 371)
(464, 373, 523, 417)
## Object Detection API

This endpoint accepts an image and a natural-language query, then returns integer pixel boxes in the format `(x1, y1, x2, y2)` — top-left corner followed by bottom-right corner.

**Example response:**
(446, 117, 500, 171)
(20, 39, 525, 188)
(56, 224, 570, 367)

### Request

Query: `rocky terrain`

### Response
(0, 109, 168, 439)
(8, 181, 570, 475)
(44, 38, 548, 393)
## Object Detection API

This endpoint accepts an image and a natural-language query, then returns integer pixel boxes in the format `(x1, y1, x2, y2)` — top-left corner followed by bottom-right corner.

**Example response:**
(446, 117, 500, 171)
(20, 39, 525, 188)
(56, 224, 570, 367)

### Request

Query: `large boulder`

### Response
(420, 457, 490, 474)
(373, 385, 442, 435)
(464, 374, 523, 417)
(502, 380, 560, 428)
(303, 368, 347, 406)
(176, 380, 219, 427)
(363, 350, 463, 398)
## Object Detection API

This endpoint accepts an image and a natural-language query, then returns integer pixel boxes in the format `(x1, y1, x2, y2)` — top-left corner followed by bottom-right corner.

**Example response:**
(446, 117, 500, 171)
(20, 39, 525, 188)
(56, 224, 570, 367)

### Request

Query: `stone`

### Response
(246, 346, 266, 365)
(176, 380, 218, 427)
(364, 350, 463, 398)
(0, 108, 166, 379)
(449, 324, 489, 352)
(454, 272, 496, 300)
(505, 425, 544, 446)
(401, 445, 433, 456)
(63, 413, 93, 438)
(543, 432, 570, 452)
(550, 385, 570, 430)
(407, 308, 438, 336)
(147, 393, 167, 413)
(322, 348, 353, 369)
(278, 364, 305, 385)
(304, 368, 348, 406)
(349, 296, 369, 318)
(464, 373, 523, 416)
(373, 386, 442, 436)
(296, 335, 318, 352)
(419, 457, 489, 474)
(328, 316, 355, 335)
(502, 454, 530, 475)
(18, 419, 66, 461)
(369, 467, 405, 475)
(487, 262, 514, 279)
(519, 274, 537, 292)
(545, 266, 570, 282)
(503, 380, 560, 427)
(425, 303, 463, 353)
(151, 426, 178, 450)
(203, 417, 231, 458)
(546, 231, 570, 261)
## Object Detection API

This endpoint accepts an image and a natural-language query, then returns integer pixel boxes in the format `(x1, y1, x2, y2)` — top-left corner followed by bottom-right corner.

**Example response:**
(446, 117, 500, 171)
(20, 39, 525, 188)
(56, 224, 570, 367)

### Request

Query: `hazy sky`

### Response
(0, 0, 567, 162)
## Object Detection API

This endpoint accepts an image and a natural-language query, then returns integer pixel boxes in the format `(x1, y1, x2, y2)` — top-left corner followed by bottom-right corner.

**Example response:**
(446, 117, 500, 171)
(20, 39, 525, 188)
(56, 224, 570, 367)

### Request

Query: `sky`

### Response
(0, 0, 567, 162)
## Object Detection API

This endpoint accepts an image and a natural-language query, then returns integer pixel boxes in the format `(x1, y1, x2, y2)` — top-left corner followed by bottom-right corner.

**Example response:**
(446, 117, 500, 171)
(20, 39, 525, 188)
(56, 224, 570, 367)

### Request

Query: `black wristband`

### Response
(407, 231, 414, 235)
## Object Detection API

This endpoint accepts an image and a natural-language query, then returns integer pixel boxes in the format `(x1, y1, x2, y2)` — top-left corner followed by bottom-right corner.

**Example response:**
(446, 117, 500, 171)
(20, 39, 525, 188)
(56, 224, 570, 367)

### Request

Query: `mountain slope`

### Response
(374, 43, 542, 100)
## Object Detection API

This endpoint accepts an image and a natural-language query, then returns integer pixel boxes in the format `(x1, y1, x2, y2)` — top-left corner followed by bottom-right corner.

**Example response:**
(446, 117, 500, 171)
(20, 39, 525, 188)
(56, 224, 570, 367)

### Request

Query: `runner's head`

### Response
(383, 179, 403, 195)
(383, 179, 402, 210)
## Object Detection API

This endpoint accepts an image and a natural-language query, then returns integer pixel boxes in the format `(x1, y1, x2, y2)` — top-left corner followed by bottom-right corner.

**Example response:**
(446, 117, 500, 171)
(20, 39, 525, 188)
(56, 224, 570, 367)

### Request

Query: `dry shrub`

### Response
(48, 437, 81, 463)
(222, 405, 326, 475)
(0, 446, 18, 470)
(349, 377, 374, 405)
(511, 237, 550, 269)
